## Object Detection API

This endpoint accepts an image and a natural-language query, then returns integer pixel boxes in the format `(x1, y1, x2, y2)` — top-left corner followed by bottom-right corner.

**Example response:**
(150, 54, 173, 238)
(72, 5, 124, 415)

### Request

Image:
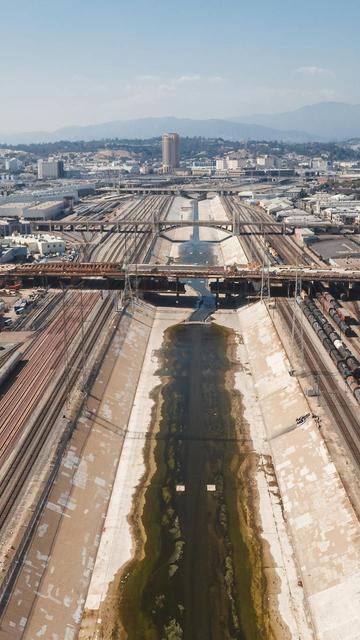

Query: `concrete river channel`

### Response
(117, 201, 271, 639)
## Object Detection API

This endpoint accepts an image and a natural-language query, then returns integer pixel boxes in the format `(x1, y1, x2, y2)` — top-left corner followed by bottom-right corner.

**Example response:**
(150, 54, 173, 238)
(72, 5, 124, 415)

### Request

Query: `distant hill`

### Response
(233, 102, 360, 140)
(0, 116, 314, 145)
(3, 103, 358, 144)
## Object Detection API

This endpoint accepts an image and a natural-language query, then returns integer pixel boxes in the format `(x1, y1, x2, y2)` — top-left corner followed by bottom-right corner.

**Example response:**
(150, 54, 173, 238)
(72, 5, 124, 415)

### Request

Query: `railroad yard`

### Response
(0, 190, 359, 639)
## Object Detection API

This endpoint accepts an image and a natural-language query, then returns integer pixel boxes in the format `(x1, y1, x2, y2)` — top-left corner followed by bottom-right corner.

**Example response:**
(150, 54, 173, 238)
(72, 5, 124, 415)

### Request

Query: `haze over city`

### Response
(1, 0, 360, 133)
(0, 2, 360, 640)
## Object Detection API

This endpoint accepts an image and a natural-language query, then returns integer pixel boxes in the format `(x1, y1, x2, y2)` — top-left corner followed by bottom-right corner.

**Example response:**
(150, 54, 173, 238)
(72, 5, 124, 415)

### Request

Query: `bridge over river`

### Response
(1, 263, 359, 293)
(30, 218, 358, 235)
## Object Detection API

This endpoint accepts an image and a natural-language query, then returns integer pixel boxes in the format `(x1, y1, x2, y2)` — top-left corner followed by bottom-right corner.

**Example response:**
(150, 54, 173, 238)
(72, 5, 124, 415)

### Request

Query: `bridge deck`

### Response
(1, 262, 359, 284)
(30, 219, 357, 233)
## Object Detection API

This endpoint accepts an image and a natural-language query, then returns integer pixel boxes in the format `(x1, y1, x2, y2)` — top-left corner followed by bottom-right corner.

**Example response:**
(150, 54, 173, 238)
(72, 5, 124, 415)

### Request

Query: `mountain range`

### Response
(1, 102, 360, 144)
(231, 102, 360, 140)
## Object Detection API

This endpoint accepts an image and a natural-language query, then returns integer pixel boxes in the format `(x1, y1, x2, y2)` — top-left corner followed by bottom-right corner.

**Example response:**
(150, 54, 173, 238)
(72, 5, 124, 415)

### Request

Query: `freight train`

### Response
(315, 291, 352, 336)
(296, 294, 360, 403)
(263, 239, 283, 264)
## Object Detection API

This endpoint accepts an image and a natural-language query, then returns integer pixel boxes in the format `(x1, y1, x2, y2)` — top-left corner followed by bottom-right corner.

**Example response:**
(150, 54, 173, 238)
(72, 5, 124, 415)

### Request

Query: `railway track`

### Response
(0, 292, 100, 470)
(0, 193, 176, 609)
(222, 195, 360, 465)
(221, 197, 264, 263)
(0, 293, 113, 531)
(222, 196, 324, 267)
(11, 292, 62, 332)
(91, 195, 173, 263)
(278, 299, 360, 466)
(0, 195, 173, 533)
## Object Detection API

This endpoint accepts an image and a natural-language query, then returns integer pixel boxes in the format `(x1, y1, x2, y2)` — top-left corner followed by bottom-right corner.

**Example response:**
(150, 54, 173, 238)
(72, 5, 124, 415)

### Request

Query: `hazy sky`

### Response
(1, 0, 359, 132)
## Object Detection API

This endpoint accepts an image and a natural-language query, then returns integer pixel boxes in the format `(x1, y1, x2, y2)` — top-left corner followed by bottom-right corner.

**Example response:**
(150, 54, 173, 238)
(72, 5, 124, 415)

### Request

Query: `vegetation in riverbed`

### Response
(116, 323, 275, 640)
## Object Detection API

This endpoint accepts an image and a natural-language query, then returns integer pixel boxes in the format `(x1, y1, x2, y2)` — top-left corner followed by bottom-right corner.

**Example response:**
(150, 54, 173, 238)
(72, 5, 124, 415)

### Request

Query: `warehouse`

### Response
(311, 236, 360, 263)
(0, 243, 27, 264)
(24, 201, 64, 219)
(0, 202, 28, 218)
(0, 200, 64, 220)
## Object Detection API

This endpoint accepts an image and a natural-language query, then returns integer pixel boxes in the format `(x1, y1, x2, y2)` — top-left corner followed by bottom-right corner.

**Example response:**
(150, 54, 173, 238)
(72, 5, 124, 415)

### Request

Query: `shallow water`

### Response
(178, 199, 217, 319)
(119, 323, 269, 640)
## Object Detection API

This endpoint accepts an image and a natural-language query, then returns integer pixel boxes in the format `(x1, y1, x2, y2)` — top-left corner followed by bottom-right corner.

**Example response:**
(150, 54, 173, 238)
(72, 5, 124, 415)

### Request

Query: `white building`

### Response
(311, 158, 332, 172)
(227, 158, 242, 171)
(256, 155, 280, 169)
(191, 166, 213, 176)
(216, 156, 244, 172)
(121, 163, 140, 174)
(8, 233, 66, 256)
(216, 158, 227, 171)
(38, 159, 65, 180)
(5, 158, 23, 172)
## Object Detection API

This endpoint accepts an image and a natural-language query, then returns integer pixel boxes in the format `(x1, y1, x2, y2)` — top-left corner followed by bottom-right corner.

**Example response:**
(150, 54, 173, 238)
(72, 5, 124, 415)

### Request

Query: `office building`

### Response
(215, 156, 245, 173)
(256, 155, 280, 169)
(38, 159, 65, 180)
(5, 158, 23, 172)
(162, 133, 180, 172)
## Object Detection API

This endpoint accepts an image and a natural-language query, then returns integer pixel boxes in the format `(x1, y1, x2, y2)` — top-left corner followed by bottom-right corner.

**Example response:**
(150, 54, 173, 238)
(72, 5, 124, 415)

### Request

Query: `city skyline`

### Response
(1, 0, 360, 132)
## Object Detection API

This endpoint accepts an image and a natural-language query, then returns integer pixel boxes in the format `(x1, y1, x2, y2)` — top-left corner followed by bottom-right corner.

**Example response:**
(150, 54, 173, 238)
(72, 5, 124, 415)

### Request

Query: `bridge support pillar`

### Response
(151, 211, 157, 236)
(231, 208, 236, 235)
(216, 278, 220, 306)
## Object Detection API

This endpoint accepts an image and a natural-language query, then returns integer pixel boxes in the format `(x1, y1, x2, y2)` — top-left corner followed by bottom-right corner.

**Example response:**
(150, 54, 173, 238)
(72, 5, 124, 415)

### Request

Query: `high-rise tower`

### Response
(162, 133, 180, 172)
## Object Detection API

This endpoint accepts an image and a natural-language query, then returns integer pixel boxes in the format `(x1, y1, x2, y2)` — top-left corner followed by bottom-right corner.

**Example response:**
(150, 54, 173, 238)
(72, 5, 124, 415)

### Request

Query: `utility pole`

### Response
(291, 269, 306, 373)
(260, 259, 271, 302)
(118, 266, 135, 311)
(61, 282, 71, 411)
(79, 287, 87, 390)
(260, 231, 270, 302)
(291, 264, 301, 345)
(134, 225, 139, 300)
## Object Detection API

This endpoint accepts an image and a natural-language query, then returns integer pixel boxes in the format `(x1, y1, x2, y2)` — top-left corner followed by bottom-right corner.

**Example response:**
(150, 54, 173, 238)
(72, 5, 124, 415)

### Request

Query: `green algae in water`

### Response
(119, 324, 270, 640)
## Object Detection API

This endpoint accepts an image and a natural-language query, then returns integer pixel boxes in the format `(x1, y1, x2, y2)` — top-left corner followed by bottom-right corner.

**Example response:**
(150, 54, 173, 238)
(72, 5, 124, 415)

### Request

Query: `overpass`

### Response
(30, 218, 358, 236)
(117, 185, 243, 196)
(1, 262, 359, 290)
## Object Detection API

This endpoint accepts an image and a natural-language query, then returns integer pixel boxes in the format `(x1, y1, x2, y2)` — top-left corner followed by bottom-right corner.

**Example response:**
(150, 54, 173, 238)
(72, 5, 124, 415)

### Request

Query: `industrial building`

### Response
(37, 159, 65, 180)
(0, 242, 27, 264)
(7, 233, 66, 256)
(0, 200, 64, 220)
(24, 201, 64, 219)
(311, 236, 360, 264)
(162, 133, 180, 172)
(0, 182, 95, 206)
(0, 219, 31, 237)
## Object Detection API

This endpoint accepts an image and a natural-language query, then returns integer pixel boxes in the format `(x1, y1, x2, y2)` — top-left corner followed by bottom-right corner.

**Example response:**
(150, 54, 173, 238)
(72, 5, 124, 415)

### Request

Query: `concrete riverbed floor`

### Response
(79, 305, 192, 639)
(0, 301, 177, 640)
(217, 301, 360, 640)
(2, 298, 359, 639)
